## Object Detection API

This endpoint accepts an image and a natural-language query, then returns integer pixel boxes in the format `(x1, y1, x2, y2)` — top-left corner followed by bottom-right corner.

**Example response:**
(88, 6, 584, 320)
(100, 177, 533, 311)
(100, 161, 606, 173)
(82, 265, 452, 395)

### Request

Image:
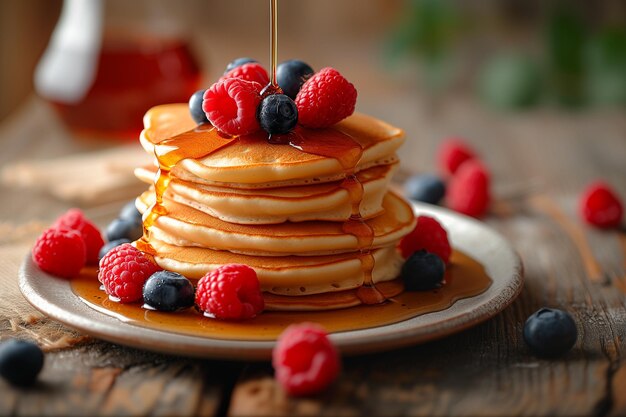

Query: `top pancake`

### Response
(140, 104, 405, 186)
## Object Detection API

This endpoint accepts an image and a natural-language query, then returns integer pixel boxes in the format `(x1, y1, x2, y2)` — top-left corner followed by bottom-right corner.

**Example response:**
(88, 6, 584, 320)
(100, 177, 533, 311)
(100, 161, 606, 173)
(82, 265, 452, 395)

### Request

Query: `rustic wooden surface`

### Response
(0, 78, 625, 416)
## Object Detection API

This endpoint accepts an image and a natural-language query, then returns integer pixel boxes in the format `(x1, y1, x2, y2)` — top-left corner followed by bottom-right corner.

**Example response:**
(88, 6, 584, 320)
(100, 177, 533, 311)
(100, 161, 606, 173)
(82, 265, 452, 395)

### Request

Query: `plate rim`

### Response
(18, 202, 523, 360)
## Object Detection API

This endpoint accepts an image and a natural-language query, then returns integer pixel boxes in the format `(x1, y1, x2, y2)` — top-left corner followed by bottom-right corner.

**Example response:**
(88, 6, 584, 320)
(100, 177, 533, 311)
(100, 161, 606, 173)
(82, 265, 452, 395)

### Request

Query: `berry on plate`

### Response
(404, 174, 446, 205)
(523, 308, 577, 357)
(438, 138, 477, 176)
(579, 181, 623, 228)
(257, 94, 298, 135)
(98, 238, 131, 261)
(32, 228, 86, 279)
(0, 339, 44, 386)
(401, 250, 446, 291)
(203, 78, 263, 136)
(54, 208, 104, 265)
(105, 218, 143, 242)
(189, 89, 209, 124)
(399, 215, 451, 263)
(195, 264, 264, 320)
(224, 57, 257, 74)
(118, 200, 143, 226)
(277, 59, 314, 99)
(446, 160, 491, 218)
(220, 62, 270, 86)
(295, 67, 357, 128)
(143, 271, 195, 312)
(272, 323, 340, 396)
(98, 243, 161, 303)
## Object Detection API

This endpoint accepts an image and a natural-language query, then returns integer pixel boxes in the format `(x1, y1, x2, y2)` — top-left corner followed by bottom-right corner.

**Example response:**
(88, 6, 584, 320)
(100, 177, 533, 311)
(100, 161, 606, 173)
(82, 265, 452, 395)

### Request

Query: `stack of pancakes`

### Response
(134, 103, 416, 310)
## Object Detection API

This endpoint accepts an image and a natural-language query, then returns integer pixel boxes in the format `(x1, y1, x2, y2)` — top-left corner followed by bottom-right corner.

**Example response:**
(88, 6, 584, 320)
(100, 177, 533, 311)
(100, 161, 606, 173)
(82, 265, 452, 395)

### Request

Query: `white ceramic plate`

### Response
(19, 203, 523, 360)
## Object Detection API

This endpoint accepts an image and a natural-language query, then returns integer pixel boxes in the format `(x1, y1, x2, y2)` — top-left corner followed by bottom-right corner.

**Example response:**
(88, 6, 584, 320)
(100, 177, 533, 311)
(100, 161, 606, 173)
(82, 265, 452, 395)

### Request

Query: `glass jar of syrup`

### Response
(34, 0, 202, 140)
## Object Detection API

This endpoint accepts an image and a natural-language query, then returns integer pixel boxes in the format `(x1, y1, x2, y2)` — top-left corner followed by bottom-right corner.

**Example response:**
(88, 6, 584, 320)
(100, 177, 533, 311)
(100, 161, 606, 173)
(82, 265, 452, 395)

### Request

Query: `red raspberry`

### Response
(579, 181, 623, 228)
(202, 78, 263, 136)
(438, 138, 477, 176)
(272, 323, 340, 396)
(32, 228, 86, 279)
(219, 62, 270, 86)
(195, 264, 264, 320)
(98, 243, 161, 303)
(295, 67, 357, 128)
(399, 215, 452, 263)
(54, 208, 104, 265)
(446, 160, 491, 217)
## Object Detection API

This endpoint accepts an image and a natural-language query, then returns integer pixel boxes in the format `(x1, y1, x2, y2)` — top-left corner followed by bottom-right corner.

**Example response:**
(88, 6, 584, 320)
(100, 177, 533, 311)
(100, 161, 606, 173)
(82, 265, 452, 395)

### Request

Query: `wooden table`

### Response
(0, 87, 625, 416)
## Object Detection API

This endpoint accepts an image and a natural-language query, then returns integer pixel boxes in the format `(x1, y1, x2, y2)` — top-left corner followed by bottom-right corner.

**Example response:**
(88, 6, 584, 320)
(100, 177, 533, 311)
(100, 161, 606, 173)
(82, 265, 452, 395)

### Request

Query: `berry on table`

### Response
(220, 62, 270, 86)
(438, 138, 477, 176)
(401, 250, 446, 291)
(257, 94, 298, 135)
(295, 67, 357, 128)
(404, 174, 446, 205)
(399, 215, 452, 263)
(579, 181, 623, 228)
(202, 78, 263, 136)
(446, 160, 491, 218)
(225, 57, 257, 74)
(523, 308, 578, 357)
(276, 59, 314, 99)
(32, 228, 86, 279)
(195, 264, 264, 320)
(119, 200, 143, 226)
(189, 89, 209, 124)
(105, 218, 143, 242)
(98, 238, 131, 261)
(54, 208, 104, 265)
(272, 323, 340, 396)
(0, 339, 44, 386)
(143, 271, 195, 312)
(98, 243, 161, 303)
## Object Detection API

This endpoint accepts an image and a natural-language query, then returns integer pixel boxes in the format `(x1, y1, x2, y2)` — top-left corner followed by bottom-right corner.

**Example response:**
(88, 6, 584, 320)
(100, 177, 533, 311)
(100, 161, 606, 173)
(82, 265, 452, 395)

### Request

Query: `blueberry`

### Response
(225, 57, 257, 74)
(401, 250, 445, 291)
(99, 238, 131, 260)
(276, 59, 314, 99)
(143, 271, 195, 312)
(105, 218, 143, 242)
(257, 94, 298, 135)
(189, 89, 208, 124)
(0, 340, 44, 386)
(523, 308, 577, 357)
(119, 201, 143, 225)
(404, 174, 446, 205)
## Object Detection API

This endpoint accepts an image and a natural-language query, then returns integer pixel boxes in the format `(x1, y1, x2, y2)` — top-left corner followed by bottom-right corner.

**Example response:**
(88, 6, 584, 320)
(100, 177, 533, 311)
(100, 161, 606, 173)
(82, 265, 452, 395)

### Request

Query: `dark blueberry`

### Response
(0, 339, 44, 386)
(99, 238, 131, 261)
(119, 201, 143, 225)
(401, 250, 445, 291)
(143, 271, 195, 312)
(404, 174, 446, 205)
(189, 89, 209, 124)
(523, 308, 577, 357)
(225, 57, 257, 74)
(257, 94, 298, 135)
(105, 218, 143, 242)
(276, 59, 314, 99)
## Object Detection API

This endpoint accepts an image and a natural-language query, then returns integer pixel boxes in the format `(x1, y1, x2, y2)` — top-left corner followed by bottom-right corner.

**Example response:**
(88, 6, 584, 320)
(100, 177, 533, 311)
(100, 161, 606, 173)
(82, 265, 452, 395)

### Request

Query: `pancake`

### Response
(140, 104, 405, 186)
(136, 191, 416, 256)
(135, 162, 398, 224)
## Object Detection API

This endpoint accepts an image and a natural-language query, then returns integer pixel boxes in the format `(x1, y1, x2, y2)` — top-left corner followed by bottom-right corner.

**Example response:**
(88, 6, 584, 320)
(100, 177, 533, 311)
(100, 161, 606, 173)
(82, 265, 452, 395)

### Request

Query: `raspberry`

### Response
(438, 138, 477, 176)
(202, 78, 262, 136)
(32, 228, 86, 279)
(98, 243, 161, 303)
(579, 181, 623, 228)
(399, 215, 452, 263)
(219, 62, 269, 86)
(195, 264, 264, 320)
(272, 323, 340, 396)
(295, 67, 357, 128)
(54, 209, 104, 265)
(446, 160, 491, 217)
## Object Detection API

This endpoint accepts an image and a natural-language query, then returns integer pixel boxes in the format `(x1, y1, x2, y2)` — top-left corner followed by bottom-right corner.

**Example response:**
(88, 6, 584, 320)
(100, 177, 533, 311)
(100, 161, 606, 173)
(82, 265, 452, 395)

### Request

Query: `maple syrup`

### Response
(72, 250, 492, 340)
